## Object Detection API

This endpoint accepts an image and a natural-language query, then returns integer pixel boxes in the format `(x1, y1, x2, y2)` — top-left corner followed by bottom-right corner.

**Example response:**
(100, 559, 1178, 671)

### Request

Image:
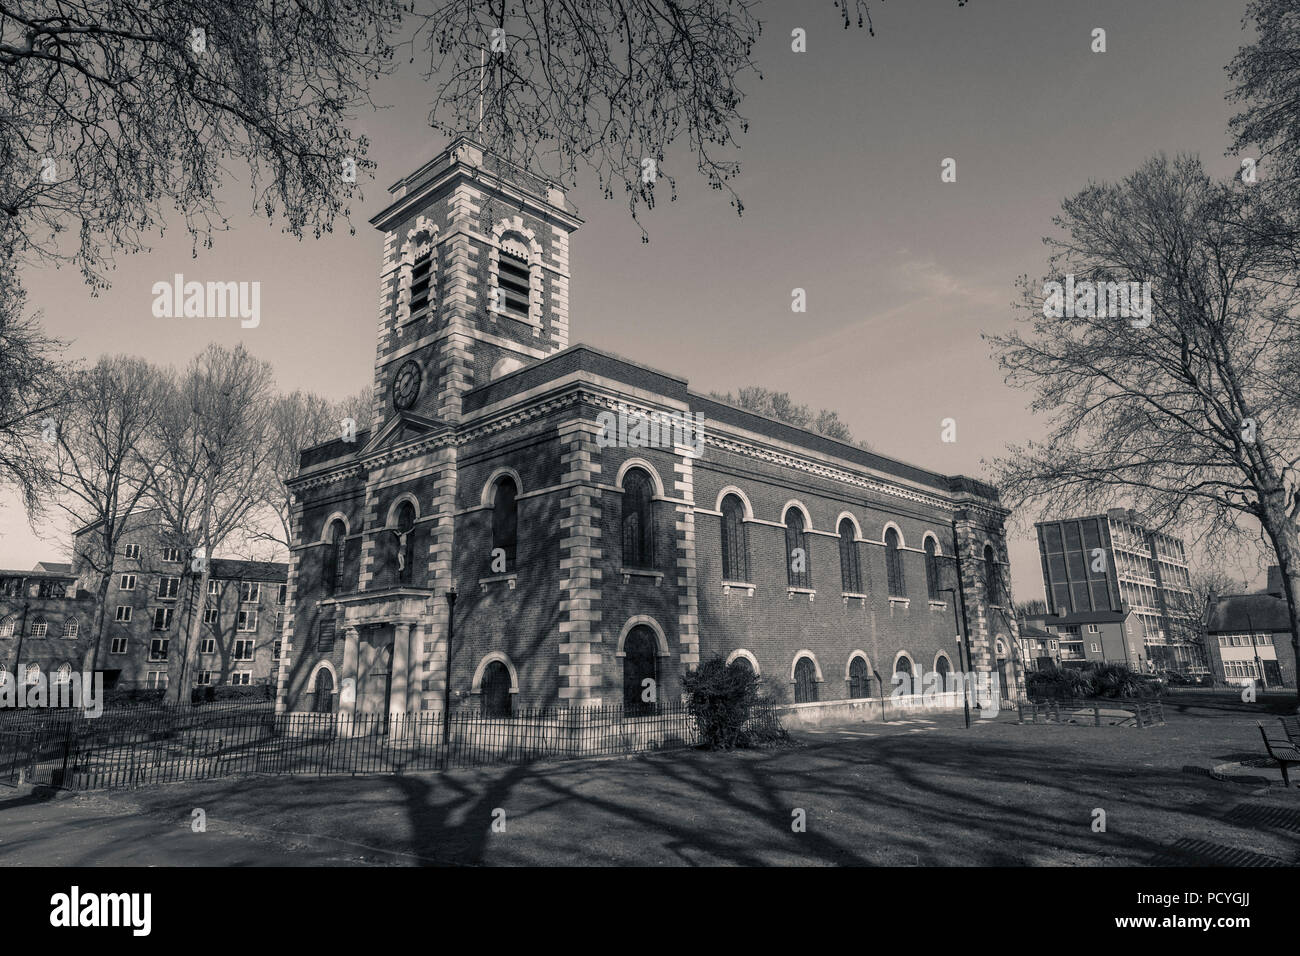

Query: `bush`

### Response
(1025, 663, 1164, 700)
(191, 683, 274, 704)
(682, 656, 788, 749)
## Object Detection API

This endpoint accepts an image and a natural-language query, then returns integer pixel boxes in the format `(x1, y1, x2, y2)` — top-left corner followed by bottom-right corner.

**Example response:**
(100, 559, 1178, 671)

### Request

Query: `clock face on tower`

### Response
(391, 360, 422, 411)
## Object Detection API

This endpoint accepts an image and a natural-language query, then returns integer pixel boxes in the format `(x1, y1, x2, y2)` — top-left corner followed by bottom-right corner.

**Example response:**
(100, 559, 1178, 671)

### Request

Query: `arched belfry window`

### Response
(492, 476, 518, 572)
(925, 536, 941, 600)
(324, 520, 347, 596)
(839, 518, 861, 593)
(720, 494, 748, 581)
(395, 502, 417, 586)
(621, 469, 655, 569)
(409, 236, 435, 316)
(785, 507, 811, 589)
(885, 527, 906, 598)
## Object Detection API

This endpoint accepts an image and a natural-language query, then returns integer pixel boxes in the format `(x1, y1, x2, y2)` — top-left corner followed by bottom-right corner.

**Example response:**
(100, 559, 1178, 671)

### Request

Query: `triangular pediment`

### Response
(361, 411, 448, 455)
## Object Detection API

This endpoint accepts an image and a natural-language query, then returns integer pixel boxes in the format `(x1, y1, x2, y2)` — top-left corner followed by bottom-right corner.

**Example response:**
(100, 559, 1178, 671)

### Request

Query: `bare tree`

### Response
(50, 356, 163, 676)
(146, 344, 275, 704)
(710, 386, 869, 449)
(0, 266, 66, 516)
(985, 153, 1300, 704)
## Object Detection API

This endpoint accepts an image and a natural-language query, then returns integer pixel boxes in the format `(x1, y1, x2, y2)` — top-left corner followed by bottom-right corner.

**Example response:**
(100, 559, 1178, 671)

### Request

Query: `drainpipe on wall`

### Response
(442, 587, 457, 746)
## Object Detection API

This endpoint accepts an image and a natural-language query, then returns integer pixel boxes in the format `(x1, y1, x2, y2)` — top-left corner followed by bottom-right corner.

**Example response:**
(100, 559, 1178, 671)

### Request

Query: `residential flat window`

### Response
(119, 573, 136, 590)
(274, 611, 284, 633)
(240, 581, 260, 604)
(1087, 624, 1099, 634)
(161, 547, 181, 562)
(1090, 642, 1100, 653)
(195, 671, 212, 686)
(720, 493, 749, 582)
(208, 579, 220, 596)
(123, 544, 141, 560)
(158, 576, 180, 600)
(230, 671, 252, 686)
(152, 607, 173, 630)
(203, 606, 218, 625)
(233, 639, 255, 661)
(272, 641, 282, 661)
(200, 638, 216, 654)
(145, 670, 168, 689)
(237, 609, 258, 632)
(277, 583, 287, 605)
(30, 617, 47, 638)
(148, 639, 169, 661)
(110, 637, 127, 654)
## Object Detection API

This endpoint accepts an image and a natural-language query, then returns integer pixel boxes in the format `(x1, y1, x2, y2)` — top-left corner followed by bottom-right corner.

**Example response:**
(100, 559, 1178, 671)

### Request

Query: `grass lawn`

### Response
(4, 689, 1299, 866)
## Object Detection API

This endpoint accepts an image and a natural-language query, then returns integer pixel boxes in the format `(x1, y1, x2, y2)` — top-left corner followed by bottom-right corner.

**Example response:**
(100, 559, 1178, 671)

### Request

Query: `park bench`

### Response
(1257, 722, 1300, 787)
(1276, 716, 1300, 745)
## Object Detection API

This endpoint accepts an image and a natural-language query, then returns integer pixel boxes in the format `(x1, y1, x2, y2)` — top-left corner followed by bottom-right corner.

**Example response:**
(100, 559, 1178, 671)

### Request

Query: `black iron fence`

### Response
(0, 700, 782, 790)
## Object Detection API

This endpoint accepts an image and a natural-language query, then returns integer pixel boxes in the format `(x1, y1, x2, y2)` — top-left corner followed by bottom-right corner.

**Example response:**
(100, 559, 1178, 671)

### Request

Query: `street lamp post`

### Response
(939, 586, 972, 729)
(442, 587, 457, 746)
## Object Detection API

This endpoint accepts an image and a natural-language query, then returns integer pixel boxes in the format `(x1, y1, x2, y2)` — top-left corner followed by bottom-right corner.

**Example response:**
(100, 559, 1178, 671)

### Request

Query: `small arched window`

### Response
(63, 618, 79, 640)
(395, 502, 417, 586)
(24, 662, 39, 686)
(55, 663, 72, 685)
(0, 615, 16, 638)
(794, 656, 818, 703)
(30, 616, 47, 638)
(491, 476, 518, 573)
(984, 544, 1000, 606)
(839, 518, 861, 593)
(885, 528, 906, 597)
(785, 508, 811, 589)
(720, 494, 748, 582)
(480, 660, 513, 717)
(925, 537, 941, 600)
(622, 626, 660, 715)
(848, 656, 870, 699)
(729, 655, 755, 680)
(324, 520, 347, 596)
(621, 469, 655, 569)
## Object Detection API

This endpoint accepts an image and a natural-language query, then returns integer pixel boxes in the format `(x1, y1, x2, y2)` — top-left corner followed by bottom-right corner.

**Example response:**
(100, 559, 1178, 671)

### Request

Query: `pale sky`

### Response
(1, 0, 1268, 596)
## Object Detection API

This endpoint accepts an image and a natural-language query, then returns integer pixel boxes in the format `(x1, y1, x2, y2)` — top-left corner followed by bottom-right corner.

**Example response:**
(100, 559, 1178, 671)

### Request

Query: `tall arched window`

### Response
(839, 518, 861, 593)
(794, 656, 818, 703)
(848, 656, 870, 699)
(395, 502, 417, 586)
(497, 235, 532, 321)
(324, 520, 347, 595)
(621, 469, 655, 569)
(0, 616, 13, 638)
(936, 654, 952, 690)
(984, 544, 1000, 606)
(311, 668, 335, 714)
(24, 663, 39, 686)
(480, 660, 513, 717)
(925, 536, 941, 600)
(785, 507, 811, 589)
(491, 476, 518, 572)
(622, 625, 660, 715)
(885, 527, 906, 597)
(720, 494, 749, 581)
(894, 654, 914, 693)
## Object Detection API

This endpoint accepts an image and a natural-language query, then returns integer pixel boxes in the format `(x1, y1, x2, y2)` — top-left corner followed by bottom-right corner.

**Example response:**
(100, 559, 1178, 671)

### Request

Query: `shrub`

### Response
(683, 656, 788, 749)
(1025, 663, 1164, 700)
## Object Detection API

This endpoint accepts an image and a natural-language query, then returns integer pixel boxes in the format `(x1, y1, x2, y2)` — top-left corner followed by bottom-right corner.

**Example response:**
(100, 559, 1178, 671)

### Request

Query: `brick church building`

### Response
(275, 137, 1022, 720)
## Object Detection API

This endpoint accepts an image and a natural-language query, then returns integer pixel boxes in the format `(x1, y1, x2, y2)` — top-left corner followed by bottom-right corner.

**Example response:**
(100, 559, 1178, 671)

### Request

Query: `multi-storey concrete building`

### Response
(0, 512, 286, 694)
(1206, 566, 1295, 688)
(1035, 509, 1203, 674)
(276, 137, 1023, 723)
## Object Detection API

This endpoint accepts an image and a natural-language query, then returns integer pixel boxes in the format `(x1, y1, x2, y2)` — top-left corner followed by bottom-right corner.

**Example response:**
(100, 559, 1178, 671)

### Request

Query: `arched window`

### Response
(894, 655, 915, 691)
(324, 520, 347, 595)
(848, 656, 870, 699)
(984, 544, 1000, 606)
(785, 507, 811, 589)
(720, 494, 749, 581)
(311, 668, 335, 714)
(480, 660, 513, 717)
(55, 663, 72, 685)
(794, 656, 818, 703)
(885, 527, 906, 598)
(24, 663, 39, 686)
(491, 476, 518, 573)
(839, 518, 861, 593)
(622, 625, 660, 715)
(621, 469, 655, 569)
(936, 654, 952, 690)
(497, 236, 532, 320)
(925, 536, 941, 600)
(0, 615, 15, 638)
(395, 501, 417, 586)
(409, 240, 435, 316)
(30, 616, 47, 638)
(730, 655, 755, 679)
(63, 618, 79, 640)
